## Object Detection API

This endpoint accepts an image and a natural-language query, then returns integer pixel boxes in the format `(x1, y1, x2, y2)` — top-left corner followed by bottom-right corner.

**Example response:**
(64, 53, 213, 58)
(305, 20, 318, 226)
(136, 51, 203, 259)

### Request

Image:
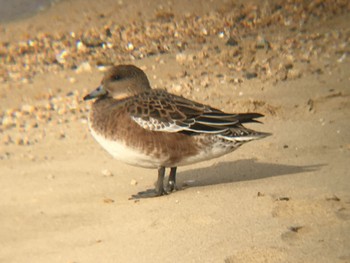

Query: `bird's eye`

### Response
(114, 75, 120, 80)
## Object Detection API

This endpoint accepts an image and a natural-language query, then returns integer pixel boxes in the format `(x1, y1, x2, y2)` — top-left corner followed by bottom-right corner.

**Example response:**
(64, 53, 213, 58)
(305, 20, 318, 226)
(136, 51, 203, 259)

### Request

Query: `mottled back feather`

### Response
(118, 89, 267, 140)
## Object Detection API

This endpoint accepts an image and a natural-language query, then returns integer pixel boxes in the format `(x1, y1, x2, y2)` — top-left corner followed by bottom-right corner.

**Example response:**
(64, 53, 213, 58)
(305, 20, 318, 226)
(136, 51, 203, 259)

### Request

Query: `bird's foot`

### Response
(129, 188, 167, 200)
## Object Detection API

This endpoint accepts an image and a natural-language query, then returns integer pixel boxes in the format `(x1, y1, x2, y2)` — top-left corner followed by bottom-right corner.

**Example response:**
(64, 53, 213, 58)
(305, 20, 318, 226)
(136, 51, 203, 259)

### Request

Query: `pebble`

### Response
(1, 116, 15, 129)
(23, 136, 30, 145)
(176, 53, 187, 63)
(337, 53, 346, 63)
(101, 169, 113, 177)
(126, 42, 134, 51)
(256, 35, 271, 49)
(56, 50, 69, 64)
(103, 198, 115, 204)
(287, 68, 302, 79)
(226, 37, 239, 46)
(130, 179, 138, 186)
(75, 62, 92, 73)
(245, 72, 258, 79)
(21, 104, 36, 114)
(0, 152, 11, 160)
(15, 137, 24, 145)
(218, 32, 225, 38)
(58, 132, 66, 139)
(68, 77, 77, 84)
(76, 41, 87, 52)
(171, 84, 183, 93)
(46, 174, 55, 179)
(2, 134, 12, 144)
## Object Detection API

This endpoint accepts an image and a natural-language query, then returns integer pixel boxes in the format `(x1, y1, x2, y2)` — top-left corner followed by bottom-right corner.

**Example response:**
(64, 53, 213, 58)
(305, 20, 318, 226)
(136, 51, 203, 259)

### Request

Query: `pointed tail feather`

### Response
(235, 113, 264, 124)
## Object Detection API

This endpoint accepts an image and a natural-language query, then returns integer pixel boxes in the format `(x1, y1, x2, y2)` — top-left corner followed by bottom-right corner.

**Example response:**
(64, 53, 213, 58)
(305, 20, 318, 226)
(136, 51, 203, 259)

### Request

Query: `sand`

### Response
(0, 0, 349, 262)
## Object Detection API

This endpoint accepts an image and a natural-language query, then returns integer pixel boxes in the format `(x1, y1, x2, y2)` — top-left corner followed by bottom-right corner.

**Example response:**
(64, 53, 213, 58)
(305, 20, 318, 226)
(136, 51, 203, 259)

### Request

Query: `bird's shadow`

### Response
(173, 159, 323, 188)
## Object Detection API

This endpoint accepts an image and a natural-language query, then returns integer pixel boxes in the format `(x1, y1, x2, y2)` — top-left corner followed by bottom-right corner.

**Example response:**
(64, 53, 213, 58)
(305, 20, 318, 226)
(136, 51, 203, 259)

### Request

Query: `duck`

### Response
(83, 64, 270, 198)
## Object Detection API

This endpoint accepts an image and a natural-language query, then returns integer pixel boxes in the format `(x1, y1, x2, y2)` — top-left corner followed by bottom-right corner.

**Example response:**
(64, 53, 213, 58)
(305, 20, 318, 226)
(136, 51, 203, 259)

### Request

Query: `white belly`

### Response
(89, 122, 241, 169)
(89, 127, 168, 168)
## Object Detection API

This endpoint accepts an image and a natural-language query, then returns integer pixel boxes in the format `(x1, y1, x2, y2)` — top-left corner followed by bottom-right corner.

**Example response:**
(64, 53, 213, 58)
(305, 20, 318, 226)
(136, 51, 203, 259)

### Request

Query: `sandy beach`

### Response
(0, 0, 350, 262)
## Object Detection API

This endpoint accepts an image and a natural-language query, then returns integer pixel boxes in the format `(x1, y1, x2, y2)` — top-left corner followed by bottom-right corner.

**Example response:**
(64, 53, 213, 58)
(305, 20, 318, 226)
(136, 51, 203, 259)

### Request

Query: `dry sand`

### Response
(0, 0, 350, 262)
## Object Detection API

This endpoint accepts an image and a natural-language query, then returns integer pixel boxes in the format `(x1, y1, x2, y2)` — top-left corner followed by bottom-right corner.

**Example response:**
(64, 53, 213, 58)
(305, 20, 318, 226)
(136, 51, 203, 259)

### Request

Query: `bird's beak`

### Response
(83, 85, 107, 101)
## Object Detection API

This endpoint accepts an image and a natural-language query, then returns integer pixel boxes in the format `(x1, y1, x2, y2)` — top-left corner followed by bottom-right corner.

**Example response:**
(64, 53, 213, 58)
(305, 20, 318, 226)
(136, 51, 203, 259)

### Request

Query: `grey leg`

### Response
(130, 166, 166, 199)
(167, 167, 178, 192)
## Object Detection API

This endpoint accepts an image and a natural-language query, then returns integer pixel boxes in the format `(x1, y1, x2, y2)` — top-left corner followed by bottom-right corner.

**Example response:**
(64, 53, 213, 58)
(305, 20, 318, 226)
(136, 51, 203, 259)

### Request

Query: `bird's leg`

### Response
(154, 166, 166, 196)
(167, 167, 178, 192)
(130, 166, 166, 199)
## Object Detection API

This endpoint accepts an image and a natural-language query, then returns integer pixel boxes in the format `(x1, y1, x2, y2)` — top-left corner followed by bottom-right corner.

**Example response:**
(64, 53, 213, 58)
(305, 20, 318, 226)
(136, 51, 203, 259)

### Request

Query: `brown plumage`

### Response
(84, 64, 270, 198)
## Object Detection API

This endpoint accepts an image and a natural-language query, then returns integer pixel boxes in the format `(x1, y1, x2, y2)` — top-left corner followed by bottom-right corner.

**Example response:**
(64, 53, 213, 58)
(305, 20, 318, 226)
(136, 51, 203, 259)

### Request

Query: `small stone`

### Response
(97, 65, 108, 71)
(14, 111, 24, 120)
(289, 226, 303, 233)
(56, 50, 69, 64)
(75, 62, 92, 73)
(230, 78, 242, 84)
(287, 68, 302, 79)
(201, 28, 208, 36)
(176, 53, 187, 63)
(200, 78, 209, 88)
(46, 174, 55, 179)
(245, 72, 258, 79)
(0, 152, 11, 160)
(307, 99, 314, 111)
(45, 103, 53, 111)
(126, 42, 134, 51)
(21, 104, 36, 114)
(103, 42, 114, 49)
(28, 154, 36, 161)
(6, 109, 16, 116)
(171, 84, 182, 93)
(58, 132, 66, 139)
(226, 37, 238, 46)
(15, 137, 24, 145)
(256, 35, 271, 49)
(103, 198, 115, 204)
(76, 41, 87, 52)
(276, 197, 290, 201)
(57, 107, 67, 115)
(81, 37, 104, 48)
(68, 77, 77, 84)
(101, 169, 113, 177)
(21, 78, 29, 84)
(326, 195, 340, 202)
(2, 134, 12, 144)
(2, 116, 15, 129)
(130, 179, 138, 186)
(23, 136, 30, 145)
(337, 53, 346, 63)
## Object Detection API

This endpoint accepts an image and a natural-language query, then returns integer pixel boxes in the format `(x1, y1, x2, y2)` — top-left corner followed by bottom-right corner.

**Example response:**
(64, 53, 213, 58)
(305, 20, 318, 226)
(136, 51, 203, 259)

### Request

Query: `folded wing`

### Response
(125, 90, 267, 140)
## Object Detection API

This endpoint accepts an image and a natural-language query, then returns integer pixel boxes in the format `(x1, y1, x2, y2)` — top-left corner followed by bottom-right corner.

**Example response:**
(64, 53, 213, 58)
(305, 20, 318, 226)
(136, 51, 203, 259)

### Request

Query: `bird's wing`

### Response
(124, 90, 262, 134)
